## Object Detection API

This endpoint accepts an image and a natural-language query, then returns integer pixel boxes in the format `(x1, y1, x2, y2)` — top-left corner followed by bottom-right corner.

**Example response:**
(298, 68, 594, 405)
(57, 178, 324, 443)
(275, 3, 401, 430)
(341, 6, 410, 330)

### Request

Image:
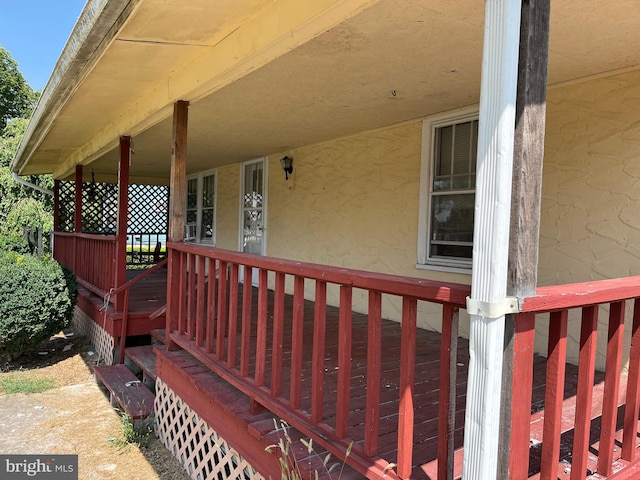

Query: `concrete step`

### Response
(94, 365, 155, 419)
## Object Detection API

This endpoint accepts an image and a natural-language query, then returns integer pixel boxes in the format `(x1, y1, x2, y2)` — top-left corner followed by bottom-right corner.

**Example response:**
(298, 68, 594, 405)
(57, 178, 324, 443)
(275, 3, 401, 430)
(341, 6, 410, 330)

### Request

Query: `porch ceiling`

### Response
(14, 0, 640, 182)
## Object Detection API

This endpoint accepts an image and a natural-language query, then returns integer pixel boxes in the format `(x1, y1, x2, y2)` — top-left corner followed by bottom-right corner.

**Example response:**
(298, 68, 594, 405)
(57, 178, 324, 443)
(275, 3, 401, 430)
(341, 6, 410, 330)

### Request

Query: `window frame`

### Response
(185, 169, 217, 245)
(417, 109, 478, 274)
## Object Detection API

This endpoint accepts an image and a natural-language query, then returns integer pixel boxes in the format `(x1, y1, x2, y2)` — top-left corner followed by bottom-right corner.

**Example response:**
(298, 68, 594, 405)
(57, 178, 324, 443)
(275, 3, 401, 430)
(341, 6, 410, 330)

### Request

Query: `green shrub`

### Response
(0, 233, 30, 254)
(0, 252, 78, 359)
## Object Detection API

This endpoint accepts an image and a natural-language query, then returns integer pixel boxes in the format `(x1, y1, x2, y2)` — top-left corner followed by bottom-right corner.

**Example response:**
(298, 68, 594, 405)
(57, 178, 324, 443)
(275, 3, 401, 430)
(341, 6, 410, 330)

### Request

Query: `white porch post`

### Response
(462, 1, 522, 478)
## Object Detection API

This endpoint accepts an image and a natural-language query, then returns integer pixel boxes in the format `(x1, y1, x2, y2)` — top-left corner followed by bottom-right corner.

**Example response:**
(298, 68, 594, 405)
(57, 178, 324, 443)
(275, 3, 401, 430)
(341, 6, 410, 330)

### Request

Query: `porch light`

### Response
(280, 156, 293, 180)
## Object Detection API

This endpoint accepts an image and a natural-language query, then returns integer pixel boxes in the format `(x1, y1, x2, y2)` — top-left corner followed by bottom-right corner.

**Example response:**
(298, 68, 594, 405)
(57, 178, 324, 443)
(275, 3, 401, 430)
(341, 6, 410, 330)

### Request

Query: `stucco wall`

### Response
(208, 68, 640, 370)
(538, 69, 640, 367)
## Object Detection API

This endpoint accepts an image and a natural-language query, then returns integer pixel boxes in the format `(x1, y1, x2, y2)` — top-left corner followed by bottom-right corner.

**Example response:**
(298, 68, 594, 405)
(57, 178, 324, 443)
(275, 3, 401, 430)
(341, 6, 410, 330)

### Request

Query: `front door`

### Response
(239, 159, 266, 283)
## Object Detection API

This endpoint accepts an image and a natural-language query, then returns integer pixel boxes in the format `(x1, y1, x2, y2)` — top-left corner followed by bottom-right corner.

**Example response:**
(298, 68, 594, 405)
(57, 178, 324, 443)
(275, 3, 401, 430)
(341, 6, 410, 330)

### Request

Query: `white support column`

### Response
(462, 1, 522, 479)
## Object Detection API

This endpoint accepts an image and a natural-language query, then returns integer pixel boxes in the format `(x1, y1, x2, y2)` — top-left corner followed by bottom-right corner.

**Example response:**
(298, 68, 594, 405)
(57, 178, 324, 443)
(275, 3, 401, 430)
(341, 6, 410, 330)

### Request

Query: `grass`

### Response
(111, 413, 153, 449)
(0, 374, 56, 394)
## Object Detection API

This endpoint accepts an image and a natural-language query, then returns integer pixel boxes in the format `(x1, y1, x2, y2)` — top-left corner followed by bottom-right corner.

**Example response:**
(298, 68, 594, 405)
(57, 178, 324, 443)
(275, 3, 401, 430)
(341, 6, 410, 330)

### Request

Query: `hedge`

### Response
(0, 251, 78, 359)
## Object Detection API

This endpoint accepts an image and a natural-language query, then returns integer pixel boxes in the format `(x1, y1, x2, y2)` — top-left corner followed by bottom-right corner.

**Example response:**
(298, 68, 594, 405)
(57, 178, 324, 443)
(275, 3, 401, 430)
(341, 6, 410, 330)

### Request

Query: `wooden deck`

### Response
(77, 267, 167, 339)
(163, 277, 607, 479)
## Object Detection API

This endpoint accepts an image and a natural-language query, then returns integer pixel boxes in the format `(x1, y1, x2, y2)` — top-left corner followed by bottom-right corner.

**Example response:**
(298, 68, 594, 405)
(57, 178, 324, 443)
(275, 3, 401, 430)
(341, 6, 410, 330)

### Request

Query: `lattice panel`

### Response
(155, 379, 264, 480)
(72, 308, 115, 365)
(58, 181, 75, 232)
(82, 181, 118, 234)
(128, 184, 169, 233)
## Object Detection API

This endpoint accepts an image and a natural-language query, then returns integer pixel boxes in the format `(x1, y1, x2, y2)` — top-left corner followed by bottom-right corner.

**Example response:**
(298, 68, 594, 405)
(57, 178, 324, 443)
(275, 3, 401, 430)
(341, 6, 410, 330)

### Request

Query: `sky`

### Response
(0, 0, 87, 91)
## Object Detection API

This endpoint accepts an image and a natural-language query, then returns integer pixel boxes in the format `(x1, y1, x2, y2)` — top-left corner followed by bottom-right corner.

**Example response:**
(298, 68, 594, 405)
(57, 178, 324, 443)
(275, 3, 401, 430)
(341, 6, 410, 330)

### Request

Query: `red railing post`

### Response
(227, 264, 239, 366)
(290, 276, 305, 409)
(311, 281, 327, 424)
(365, 290, 382, 457)
(438, 305, 459, 480)
(597, 301, 625, 476)
(509, 312, 536, 480)
(336, 285, 353, 439)
(622, 298, 640, 461)
(570, 306, 599, 480)
(540, 310, 568, 480)
(397, 296, 417, 479)
(216, 261, 229, 360)
(271, 272, 285, 397)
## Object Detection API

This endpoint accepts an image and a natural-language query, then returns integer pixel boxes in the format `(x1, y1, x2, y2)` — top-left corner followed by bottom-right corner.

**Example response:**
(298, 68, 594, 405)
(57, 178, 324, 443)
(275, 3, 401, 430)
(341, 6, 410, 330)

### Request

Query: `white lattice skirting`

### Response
(155, 379, 264, 480)
(72, 307, 115, 365)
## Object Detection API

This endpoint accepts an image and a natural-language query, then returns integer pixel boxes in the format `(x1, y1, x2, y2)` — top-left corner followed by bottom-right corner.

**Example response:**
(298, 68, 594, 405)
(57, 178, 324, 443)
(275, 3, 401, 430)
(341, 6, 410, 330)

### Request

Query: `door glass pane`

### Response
(242, 161, 264, 255)
(200, 208, 214, 243)
(243, 210, 263, 254)
(202, 174, 215, 208)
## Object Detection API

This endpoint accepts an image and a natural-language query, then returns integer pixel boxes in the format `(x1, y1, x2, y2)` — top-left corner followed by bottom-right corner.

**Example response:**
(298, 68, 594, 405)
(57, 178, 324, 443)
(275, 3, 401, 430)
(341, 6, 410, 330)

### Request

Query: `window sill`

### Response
(415, 263, 472, 276)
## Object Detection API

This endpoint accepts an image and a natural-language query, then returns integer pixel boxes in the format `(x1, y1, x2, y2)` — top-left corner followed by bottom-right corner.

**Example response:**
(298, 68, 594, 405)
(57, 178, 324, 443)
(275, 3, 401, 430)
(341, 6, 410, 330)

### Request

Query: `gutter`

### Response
(10, 0, 138, 177)
(11, 172, 53, 196)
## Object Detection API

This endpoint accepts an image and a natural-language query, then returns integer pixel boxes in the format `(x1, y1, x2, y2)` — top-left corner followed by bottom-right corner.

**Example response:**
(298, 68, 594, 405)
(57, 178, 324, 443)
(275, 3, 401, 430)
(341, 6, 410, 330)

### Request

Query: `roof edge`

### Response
(11, 0, 139, 176)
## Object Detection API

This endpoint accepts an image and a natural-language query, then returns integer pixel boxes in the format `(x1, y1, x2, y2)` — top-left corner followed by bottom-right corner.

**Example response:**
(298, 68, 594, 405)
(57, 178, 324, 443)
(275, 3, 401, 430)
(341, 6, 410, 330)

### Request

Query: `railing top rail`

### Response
(521, 275, 640, 313)
(168, 242, 470, 307)
(53, 231, 117, 242)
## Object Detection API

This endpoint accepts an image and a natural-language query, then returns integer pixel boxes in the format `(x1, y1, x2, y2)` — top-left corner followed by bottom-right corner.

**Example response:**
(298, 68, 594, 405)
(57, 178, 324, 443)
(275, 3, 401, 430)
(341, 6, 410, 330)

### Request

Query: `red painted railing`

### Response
(53, 232, 117, 297)
(165, 242, 470, 480)
(511, 276, 640, 480)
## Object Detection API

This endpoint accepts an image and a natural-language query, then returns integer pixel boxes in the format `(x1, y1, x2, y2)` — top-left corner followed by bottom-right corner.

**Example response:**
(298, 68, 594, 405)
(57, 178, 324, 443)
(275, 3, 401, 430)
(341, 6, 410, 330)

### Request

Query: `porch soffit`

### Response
(15, 0, 640, 182)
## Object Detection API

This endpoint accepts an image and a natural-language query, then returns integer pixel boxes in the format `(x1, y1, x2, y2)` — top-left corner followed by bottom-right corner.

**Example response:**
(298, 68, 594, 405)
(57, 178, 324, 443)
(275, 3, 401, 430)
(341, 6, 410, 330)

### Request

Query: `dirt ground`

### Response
(0, 330, 191, 480)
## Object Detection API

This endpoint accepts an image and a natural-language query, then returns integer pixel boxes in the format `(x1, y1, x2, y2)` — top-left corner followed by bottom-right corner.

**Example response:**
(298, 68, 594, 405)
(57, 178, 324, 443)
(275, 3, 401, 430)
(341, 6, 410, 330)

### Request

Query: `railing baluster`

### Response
(187, 253, 196, 340)
(438, 305, 459, 480)
(570, 305, 599, 480)
(397, 296, 417, 479)
(622, 298, 640, 460)
(178, 252, 187, 335)
(227, 264, 239, 367)
(311, 281, 327, 424)
(271, 272, 285, 398)
(509, 312, 536, 480)
(255, 269, 268, 387)
(290, 276, 305, 409)
(540, 310, 568, 480)
(216, 261, 228, 360)
(241, 265, 253, 377)
(195, 255, 206, 347)
(365, 291, 382, 457)
(166, 248, 180, 343)
(205, 258, 216, 354)
(597, 300, 625, 476)
(336, 285, 353, 439)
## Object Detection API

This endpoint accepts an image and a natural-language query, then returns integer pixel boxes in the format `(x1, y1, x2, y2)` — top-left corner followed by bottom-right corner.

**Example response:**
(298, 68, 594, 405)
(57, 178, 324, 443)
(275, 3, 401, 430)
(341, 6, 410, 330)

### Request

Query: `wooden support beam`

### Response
(168, 100, 188, 242)
(115, 136, 131, 311)
(499, 2, 550, 479)
(166, 100, 189, 350)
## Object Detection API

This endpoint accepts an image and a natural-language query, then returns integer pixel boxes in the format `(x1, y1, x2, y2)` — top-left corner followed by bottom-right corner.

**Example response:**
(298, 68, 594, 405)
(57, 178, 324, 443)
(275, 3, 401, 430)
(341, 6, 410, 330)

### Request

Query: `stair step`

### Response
(150, 328, 166, 344)
(94, 365, 155, 419)
(125, 345, 157, 382)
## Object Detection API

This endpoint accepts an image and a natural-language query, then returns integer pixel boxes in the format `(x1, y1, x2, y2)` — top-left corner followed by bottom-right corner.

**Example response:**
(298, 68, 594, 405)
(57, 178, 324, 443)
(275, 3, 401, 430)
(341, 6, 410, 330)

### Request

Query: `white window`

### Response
(418, 111, 478, 272)
(185, 170, 216, 244)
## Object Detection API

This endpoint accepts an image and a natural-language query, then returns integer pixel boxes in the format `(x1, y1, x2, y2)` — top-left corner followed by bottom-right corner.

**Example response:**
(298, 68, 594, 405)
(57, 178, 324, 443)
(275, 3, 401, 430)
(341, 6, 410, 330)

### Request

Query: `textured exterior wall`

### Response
(208, 69, 640, 368)
(215, 164, 240, 251)
(265, 122, 469, 331)
(538, 69, 640, 368)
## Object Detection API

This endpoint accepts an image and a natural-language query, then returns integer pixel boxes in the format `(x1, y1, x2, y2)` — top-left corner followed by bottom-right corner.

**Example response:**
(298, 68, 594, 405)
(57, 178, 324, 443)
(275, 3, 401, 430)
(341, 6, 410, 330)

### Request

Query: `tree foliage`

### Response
(0, 47, 38, 133)
(0, 48, 52, 246)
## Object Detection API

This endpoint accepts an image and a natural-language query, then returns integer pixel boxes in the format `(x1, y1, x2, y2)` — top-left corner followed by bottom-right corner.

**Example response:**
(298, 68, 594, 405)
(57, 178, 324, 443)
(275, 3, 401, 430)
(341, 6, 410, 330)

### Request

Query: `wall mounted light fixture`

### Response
(280, 156, 294, 180)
